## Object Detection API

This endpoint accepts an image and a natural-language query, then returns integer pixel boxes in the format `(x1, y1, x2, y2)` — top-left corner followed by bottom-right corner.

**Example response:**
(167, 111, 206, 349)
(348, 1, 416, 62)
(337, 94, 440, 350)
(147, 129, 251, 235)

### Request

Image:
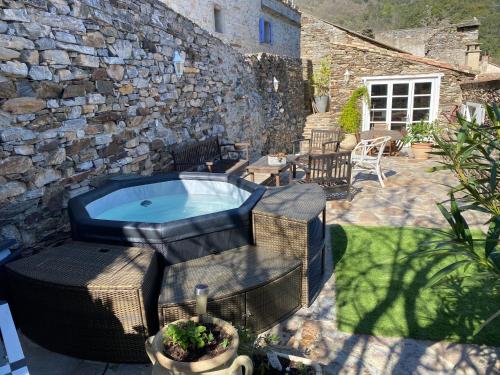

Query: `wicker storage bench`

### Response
(158, 246, 302, 333)
(6, 242, 160, 363)
(252, 184, 326, 306)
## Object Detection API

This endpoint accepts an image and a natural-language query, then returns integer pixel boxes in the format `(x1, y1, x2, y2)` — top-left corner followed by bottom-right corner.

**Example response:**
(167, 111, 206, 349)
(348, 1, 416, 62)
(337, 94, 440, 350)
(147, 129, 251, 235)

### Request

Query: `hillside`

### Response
(294, 0, 500, 58)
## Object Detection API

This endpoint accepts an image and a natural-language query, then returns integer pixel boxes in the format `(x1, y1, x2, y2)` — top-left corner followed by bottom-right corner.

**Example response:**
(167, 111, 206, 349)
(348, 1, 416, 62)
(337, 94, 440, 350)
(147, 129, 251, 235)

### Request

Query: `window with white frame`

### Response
(461, 102, 485, 124)
(362, 75, 442, 131)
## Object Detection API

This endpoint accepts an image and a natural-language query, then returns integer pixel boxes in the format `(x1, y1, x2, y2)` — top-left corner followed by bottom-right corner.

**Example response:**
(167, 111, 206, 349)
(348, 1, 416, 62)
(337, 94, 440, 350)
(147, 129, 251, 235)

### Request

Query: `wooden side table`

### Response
(246, 156, 297, 186)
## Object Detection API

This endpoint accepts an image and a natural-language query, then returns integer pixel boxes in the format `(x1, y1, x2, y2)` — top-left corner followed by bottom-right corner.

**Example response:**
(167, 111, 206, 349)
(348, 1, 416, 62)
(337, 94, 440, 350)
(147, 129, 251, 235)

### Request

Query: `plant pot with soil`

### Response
(403, 121, 437, 160)
(146, 316, 253, 375)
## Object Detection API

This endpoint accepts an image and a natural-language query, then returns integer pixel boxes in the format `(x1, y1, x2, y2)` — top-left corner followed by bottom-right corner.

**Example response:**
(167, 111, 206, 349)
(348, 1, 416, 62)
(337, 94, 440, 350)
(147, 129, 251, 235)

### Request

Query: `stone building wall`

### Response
(160, 0, 301, 58)
(0, 0, 305, 248)
(461, 79, 500, 105)
(329, 43, 474, 124)
(374, 22, 480, 68)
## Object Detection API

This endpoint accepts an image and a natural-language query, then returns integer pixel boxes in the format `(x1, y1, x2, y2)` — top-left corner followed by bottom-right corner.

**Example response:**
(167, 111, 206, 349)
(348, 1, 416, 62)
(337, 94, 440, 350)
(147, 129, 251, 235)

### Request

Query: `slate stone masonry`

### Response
(0, 0, 306, 249)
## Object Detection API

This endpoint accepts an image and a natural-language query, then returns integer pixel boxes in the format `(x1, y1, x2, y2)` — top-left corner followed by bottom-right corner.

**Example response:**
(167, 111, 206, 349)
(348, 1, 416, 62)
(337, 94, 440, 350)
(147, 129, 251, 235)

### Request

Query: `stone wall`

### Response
(160, 0, 301, 57)
(0, 0, 305, 248)
(329, 43, 474, 124)
(374, 21, 480, 68)
(461, 78, 500, 105)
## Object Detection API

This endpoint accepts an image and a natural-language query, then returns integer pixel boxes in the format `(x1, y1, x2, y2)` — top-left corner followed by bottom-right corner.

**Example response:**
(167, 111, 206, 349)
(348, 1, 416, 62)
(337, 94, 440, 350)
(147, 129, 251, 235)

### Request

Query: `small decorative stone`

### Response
(119, 84, 134, 95)
(2, 97, 46, 114)
(87, 93, 106, 104)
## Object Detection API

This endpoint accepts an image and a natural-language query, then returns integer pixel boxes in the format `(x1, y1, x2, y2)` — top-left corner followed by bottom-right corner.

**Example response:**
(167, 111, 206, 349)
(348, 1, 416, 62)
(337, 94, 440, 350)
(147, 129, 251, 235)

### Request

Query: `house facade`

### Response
(160, 0, 301, 57)
(301, 14, 476, 132)
(373, 20, 481, 70)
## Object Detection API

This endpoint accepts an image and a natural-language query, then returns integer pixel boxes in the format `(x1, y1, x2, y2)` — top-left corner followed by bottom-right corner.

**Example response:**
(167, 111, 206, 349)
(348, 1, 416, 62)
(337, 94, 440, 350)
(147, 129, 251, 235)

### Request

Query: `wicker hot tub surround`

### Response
(6, 179, 327, 363)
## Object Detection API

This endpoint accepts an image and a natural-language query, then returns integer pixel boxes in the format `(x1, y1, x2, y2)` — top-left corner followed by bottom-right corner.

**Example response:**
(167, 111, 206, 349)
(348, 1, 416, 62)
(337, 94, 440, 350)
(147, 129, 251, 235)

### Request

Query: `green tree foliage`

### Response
(339, 86, 369, 134)
(296, 0, 500, 58)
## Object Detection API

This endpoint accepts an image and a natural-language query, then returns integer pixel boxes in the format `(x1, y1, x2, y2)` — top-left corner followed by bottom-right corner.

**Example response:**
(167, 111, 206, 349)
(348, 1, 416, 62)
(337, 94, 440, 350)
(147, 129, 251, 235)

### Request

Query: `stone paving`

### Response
(16, 156, 499, 374)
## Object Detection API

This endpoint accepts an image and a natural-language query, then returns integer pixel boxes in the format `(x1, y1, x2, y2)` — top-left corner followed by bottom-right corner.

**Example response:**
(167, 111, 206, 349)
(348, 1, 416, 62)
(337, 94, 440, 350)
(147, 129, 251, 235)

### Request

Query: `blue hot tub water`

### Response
(93, 193, 244, 223)
(85, 180, 251, 224)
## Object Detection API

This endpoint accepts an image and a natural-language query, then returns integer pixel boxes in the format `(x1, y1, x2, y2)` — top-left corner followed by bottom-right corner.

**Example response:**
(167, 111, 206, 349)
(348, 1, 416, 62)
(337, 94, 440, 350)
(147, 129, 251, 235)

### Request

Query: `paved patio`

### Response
(327, 155, 488, 228)
(16, 156, 499, 374)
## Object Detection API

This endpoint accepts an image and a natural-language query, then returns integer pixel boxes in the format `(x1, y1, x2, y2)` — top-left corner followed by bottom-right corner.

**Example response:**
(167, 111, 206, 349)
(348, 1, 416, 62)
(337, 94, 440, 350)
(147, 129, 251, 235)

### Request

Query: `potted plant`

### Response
(145, 316, 253, 374)
(311, 57, 331, 113)
(339, 86, 369, 150)
(403, 120, 436, 160)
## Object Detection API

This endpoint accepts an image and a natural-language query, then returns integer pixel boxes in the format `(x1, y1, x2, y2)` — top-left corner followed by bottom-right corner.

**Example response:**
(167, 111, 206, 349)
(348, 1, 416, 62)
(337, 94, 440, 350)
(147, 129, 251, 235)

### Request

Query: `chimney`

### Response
(465, 42, 481, 71)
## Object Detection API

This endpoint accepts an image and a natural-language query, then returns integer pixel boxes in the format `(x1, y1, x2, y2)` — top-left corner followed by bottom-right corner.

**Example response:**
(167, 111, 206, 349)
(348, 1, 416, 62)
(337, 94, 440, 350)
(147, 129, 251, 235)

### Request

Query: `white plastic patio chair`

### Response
(351, 136, 391, 188)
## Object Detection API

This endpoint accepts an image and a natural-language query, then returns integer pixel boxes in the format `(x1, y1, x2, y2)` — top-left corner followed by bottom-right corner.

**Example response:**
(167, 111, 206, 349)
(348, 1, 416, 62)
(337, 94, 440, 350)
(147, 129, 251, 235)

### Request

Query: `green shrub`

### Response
(339, 86, 369, 134)
(311, 57, 331, 96)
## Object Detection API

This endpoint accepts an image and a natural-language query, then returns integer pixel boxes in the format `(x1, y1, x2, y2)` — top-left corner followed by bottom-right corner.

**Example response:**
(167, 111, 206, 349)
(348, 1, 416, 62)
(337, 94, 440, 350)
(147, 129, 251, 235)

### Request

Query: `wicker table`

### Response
(360, 129, 404, 156)
(6, 242, 160, 363)
(246, 156, 297, 186)
(252, 184, 326, 306)
(158, 246, 302, 333)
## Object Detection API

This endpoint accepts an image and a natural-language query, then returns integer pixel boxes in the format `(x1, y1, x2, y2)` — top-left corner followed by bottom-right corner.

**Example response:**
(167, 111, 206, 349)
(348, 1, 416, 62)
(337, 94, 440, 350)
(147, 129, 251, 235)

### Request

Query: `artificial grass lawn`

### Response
(332, 225, 500, 346)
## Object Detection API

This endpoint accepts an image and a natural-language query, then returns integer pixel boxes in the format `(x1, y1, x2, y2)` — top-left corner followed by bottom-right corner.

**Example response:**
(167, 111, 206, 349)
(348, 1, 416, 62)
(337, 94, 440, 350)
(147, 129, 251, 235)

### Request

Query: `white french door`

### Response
(362, 74, 442, 131)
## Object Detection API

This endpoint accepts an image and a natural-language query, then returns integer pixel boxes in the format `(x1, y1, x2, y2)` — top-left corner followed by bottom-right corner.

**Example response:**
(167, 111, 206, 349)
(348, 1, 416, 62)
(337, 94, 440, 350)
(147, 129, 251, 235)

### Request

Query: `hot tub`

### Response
(68, 173, 265, 264)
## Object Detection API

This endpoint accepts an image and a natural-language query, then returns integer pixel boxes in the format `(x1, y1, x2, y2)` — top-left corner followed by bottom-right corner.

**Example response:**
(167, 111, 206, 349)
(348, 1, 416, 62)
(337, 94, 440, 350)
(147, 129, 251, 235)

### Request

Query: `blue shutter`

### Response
(259, 17, 265, 43)
(269, 22, 273, 45)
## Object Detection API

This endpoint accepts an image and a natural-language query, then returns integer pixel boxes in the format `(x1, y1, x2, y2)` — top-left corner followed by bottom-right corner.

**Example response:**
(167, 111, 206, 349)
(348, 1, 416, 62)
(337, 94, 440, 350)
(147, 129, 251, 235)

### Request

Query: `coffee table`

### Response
(246, 155, 297, 186)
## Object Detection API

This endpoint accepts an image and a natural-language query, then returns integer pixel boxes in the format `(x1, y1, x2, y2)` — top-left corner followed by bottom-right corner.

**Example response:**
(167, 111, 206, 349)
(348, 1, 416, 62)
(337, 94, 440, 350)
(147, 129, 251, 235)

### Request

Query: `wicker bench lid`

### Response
(159, 246, 301, 306)
(253, 184, 326, 222)
(6, 242, 154, 289)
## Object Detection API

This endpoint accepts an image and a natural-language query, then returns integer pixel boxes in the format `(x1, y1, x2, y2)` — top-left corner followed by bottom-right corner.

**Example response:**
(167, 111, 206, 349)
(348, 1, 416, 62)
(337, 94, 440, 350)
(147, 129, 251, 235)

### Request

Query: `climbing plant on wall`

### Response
(339, 86, 369, 134)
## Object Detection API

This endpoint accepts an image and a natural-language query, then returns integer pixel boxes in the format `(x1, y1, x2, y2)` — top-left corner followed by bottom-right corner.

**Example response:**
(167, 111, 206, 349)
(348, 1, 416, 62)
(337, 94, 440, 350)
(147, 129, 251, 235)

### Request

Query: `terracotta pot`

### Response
(411, 143, 433, 160)
(339, 133, 357, 151)
(145, 316, 253, 375)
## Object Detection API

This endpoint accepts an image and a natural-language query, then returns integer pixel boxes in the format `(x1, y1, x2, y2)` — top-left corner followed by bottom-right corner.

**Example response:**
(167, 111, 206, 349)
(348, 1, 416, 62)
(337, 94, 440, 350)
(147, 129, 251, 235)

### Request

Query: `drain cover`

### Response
(141, 200, 152, 207)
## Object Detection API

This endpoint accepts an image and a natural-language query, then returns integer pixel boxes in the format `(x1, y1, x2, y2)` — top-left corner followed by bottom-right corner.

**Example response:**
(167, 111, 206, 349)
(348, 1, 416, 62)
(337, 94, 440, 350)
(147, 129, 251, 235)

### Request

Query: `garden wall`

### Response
(0, 0, 305, 249)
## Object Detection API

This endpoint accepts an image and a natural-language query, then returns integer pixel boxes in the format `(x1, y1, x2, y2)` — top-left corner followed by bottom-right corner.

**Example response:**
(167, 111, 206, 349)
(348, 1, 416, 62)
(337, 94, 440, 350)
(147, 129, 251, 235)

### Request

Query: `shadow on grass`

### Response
(328, 224, 499, 373)
(331, 224, 499, 346)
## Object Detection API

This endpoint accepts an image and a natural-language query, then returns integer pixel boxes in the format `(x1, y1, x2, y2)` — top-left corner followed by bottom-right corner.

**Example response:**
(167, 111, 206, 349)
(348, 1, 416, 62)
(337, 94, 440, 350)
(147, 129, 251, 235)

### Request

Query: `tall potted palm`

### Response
(311, 57, 331, 113)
